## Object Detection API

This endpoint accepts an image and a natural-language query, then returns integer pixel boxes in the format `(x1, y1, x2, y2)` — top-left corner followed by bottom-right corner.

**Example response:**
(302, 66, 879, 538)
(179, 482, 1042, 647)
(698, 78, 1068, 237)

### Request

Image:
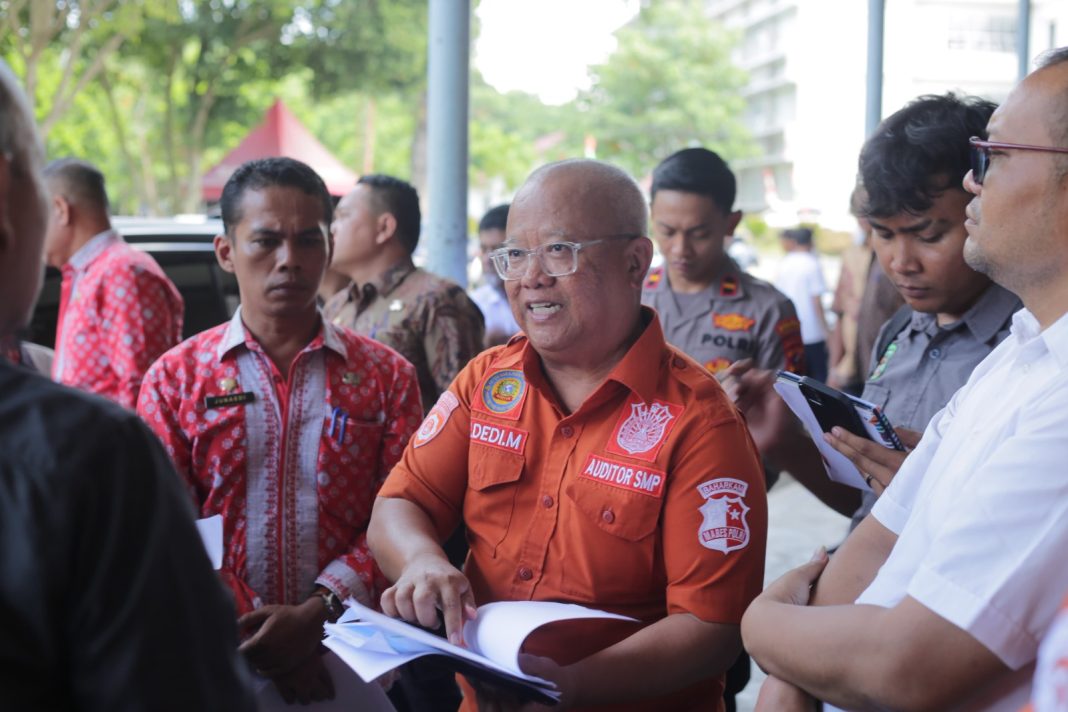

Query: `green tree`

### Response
(577, 0, 754, 177)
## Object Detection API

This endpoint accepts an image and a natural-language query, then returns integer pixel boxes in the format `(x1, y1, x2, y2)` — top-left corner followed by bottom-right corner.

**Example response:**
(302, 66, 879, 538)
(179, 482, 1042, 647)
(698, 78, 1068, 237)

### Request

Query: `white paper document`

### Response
(194, 514, 224, 569)
(324, 599, 634, 704)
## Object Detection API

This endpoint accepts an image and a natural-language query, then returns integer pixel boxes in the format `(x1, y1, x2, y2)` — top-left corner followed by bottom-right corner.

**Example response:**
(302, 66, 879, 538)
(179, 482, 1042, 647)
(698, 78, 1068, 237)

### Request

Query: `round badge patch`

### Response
(481, 370, 526, 414)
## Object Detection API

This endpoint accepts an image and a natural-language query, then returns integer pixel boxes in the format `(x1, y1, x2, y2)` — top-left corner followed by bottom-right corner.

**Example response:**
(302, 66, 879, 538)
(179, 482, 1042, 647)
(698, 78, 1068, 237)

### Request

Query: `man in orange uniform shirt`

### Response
(369, 159, 767, 711)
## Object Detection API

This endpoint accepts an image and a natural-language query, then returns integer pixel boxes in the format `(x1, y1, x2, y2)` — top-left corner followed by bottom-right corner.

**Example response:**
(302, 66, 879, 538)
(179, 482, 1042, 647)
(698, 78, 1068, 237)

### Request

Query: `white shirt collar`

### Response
(216, 305, 348, 363)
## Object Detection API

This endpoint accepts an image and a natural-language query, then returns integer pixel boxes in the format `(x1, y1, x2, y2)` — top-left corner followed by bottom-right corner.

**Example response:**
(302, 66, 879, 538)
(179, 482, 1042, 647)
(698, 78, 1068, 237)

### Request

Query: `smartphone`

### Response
(796, 377, 871, 440)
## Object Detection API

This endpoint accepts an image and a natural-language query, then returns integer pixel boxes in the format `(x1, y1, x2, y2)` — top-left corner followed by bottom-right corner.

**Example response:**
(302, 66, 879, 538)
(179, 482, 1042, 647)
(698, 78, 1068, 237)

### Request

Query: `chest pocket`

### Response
(466, 447, 524, 556)
(560, 475, 664, 603)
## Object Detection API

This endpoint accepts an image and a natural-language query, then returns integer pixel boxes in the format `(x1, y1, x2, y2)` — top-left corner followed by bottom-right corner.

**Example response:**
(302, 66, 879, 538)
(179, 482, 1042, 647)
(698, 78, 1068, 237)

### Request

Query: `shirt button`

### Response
(601, 508, 615, 524)
(541, 495, 554, 509)
(929, 348, 942, 359)
(560, 425, 574, 438)
(518, 567, 533, 581)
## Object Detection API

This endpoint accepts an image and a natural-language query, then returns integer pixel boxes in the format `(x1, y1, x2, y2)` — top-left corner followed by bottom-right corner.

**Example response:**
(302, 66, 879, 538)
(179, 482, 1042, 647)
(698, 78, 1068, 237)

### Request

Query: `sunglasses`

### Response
(969, 136, 1068, 185)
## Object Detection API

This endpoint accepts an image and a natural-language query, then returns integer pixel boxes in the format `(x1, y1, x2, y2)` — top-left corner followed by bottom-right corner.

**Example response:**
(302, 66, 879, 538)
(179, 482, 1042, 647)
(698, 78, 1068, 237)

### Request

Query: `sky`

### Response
(474, 0, 640, 105)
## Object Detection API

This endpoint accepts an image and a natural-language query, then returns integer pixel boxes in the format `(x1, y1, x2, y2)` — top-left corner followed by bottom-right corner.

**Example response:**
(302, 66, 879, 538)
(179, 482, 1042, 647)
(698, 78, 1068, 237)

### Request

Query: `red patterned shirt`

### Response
(137, 308, 422, 615)
(53, 230, 184, 409)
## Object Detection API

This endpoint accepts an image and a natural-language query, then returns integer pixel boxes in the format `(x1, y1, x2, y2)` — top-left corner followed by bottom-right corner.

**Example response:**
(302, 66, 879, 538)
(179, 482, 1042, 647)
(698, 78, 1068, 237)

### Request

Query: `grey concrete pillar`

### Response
(425, 0, 471, 287)
(1018, 0, 1031, 81)
(866, 0, 886, 139)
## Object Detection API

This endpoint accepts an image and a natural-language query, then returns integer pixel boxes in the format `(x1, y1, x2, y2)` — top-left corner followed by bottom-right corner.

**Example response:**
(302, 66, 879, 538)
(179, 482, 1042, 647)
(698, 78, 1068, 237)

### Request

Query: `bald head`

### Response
(0, 59, 49, 337)
(513, 159, 648, 240)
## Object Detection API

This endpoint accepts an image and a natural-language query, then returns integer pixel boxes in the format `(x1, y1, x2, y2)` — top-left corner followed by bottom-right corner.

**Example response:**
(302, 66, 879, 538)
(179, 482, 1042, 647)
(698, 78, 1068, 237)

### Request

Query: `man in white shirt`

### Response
(469, 203, 520, 347)
(776, 227, 830, 381)
(742, 48, 1068, 712)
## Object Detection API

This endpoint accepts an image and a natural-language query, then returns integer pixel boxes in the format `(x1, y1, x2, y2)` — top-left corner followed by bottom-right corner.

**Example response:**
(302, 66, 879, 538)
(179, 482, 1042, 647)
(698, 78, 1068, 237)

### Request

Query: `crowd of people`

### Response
(2, 43, 1068, 712)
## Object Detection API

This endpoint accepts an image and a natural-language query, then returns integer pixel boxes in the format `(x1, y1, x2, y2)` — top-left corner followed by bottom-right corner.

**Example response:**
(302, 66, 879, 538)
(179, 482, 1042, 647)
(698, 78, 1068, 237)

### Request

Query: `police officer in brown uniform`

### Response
(642, 148, 805, 380)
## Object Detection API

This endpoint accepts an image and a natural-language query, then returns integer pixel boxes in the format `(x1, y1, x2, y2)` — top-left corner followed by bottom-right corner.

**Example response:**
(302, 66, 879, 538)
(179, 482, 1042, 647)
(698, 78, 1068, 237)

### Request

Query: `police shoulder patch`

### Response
(696, 478, 751, 554)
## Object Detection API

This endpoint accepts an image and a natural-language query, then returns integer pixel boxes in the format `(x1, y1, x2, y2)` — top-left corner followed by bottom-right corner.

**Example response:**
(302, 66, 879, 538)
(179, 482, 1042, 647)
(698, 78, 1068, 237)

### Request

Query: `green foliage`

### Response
(3, 0, 753, 217)
(577, 0, 754, 177)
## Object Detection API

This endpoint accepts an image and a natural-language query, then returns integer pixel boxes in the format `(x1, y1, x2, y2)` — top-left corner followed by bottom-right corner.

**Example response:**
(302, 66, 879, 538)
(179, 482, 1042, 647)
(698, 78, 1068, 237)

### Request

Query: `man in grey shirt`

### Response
(739, 94, 1020, 523)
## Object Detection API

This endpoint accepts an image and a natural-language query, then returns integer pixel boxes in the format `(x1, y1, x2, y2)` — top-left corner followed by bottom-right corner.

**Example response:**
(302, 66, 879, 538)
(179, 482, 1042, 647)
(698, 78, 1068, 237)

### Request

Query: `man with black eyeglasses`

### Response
(742, 48, 1068, 712)
(368, 159, 769, 711)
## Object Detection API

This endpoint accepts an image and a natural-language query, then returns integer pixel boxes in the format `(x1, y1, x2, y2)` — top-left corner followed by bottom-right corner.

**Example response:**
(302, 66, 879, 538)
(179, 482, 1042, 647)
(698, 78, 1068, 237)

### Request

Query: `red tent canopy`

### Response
(201, 99, 358, 201)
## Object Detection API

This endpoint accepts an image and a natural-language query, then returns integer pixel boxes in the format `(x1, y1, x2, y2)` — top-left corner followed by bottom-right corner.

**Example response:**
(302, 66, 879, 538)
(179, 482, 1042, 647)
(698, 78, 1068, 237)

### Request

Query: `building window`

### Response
(946, 13, 1017, 53)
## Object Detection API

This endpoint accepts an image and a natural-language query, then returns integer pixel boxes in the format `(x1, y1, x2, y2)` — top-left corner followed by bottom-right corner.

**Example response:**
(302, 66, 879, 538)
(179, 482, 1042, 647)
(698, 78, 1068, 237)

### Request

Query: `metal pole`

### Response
(1017, 0, 1031, 81)
(425, 0, 471, 287)
(865, 0, 886, 138)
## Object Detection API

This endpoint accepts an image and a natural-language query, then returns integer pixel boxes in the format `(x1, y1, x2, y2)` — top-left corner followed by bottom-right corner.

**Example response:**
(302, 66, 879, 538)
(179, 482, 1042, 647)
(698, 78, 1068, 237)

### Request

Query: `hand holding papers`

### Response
(773, 372, 905, 490)
(324, 600, 635, 705)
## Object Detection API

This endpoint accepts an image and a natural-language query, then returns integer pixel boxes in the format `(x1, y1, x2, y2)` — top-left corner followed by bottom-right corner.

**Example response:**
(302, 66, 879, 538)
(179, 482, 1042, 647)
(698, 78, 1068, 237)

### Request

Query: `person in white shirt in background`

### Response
(470, 203, 520, 347)
(776, 227, 830, 381)
(742, 45, 1068, 712)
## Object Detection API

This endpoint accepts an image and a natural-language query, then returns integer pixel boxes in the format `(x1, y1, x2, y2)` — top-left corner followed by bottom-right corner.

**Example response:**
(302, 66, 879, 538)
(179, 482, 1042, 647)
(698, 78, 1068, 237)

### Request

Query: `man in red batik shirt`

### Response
(44, 159, 183, 408)
(137, 157, 422, 705)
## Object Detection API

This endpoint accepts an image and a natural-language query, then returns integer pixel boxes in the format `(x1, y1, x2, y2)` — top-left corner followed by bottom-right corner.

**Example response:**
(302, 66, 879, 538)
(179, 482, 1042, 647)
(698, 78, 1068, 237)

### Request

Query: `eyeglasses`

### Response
(489, 234, 640, 281)
(969, 136, 1068, 185)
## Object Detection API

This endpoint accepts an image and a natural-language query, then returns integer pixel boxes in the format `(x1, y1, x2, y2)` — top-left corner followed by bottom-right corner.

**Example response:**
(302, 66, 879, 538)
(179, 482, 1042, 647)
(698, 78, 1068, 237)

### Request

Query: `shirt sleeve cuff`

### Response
(908, 564, 1038, 670)
(870, 485, 910, 535)
(317, 561, 372, 608)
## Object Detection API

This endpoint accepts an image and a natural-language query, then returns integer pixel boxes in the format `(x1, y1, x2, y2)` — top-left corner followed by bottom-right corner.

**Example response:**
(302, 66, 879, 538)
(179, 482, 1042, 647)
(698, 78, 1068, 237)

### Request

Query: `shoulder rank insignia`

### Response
(719, 275, 739, 297)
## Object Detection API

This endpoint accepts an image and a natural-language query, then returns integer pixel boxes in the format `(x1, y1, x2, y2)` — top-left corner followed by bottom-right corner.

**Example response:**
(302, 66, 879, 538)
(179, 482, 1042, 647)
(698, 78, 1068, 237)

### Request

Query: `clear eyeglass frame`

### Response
(489, 233, 640, 281)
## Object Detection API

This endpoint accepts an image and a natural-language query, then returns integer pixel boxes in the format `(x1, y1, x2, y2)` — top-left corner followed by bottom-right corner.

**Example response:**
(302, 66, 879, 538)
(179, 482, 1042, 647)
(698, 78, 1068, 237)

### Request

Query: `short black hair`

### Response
(478, 203, 509, 233)
(650, 147, 736, 214)
(859, 93, 996, 218)
(782, 227, 813, 246)
(43, 158, 109, 212)
(357, 174, 421, 254)
(220, 157, 332, 236)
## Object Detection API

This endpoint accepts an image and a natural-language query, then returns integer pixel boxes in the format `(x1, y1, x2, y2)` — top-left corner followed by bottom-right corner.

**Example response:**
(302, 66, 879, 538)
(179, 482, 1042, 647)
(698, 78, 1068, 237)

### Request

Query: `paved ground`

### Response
(734, 475, 852, 711)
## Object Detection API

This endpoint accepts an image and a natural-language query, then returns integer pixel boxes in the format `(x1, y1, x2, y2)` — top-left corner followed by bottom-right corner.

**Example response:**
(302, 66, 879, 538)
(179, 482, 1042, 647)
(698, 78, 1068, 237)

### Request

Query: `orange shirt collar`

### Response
(492, 306, 663, 405)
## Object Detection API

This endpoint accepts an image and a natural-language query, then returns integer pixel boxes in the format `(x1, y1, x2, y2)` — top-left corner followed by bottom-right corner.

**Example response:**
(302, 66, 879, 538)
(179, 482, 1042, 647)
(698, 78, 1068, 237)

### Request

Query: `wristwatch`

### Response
(314, 588, 344, 622)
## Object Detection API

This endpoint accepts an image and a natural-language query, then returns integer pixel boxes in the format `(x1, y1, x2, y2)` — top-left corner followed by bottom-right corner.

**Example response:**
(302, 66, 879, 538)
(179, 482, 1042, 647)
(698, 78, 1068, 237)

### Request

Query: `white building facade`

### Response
(706, 0, 1068, 229)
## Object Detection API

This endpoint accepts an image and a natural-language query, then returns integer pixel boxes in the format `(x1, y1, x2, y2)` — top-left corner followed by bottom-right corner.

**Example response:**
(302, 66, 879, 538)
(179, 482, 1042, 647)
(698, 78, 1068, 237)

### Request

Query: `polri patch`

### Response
(713, 312, 755, 331)
(604, 396, 684, 462)
(580, 453, 666, 498)
(696, 478, 750, 554)
(470, 420, 528, 455)
(205, 392, 255, 409)
(413, 391, 460, 448)
(473, 369, 528, 420)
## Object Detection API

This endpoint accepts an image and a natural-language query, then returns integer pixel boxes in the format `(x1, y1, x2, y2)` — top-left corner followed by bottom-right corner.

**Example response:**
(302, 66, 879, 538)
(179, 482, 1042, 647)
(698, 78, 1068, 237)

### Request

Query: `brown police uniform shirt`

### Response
(641, 259, 806, 376)
(379, 308, 767, 712)
(323, 260, 485, 414)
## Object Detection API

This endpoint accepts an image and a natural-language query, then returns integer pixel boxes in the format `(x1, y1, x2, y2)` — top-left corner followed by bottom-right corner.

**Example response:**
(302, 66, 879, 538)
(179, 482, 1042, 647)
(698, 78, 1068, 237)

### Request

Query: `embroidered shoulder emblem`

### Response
(605, 397, 684, 462)
(697, 478, 751, 554)
(713, 312, 755, 331)
(775, 317, 806, 374)
(413, 391, 460, 448)
(473, 369, 528, 421)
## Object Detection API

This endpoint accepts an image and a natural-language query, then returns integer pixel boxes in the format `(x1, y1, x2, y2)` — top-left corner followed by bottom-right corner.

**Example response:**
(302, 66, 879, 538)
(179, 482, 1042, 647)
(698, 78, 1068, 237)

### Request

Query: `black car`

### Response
(27, 216, 239, 349)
